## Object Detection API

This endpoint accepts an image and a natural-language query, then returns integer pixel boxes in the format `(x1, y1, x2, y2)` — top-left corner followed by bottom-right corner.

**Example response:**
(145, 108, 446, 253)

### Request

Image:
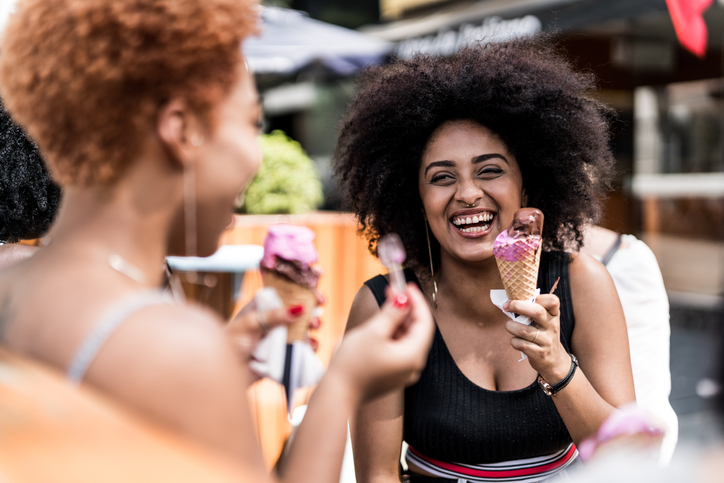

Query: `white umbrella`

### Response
(243, 7, 393, 76)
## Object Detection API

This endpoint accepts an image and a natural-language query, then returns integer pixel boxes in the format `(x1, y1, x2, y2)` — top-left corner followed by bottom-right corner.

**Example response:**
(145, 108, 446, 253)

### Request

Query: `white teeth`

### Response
(459, 223, 491, 233)
(452, 212, 494, 226)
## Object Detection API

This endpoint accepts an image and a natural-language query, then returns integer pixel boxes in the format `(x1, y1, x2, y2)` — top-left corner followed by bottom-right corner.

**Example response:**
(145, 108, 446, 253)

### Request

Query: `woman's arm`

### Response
(505, 252, 635, 444)
(98, 283, 431, 483)
(345, 285, 407, 483)
(281, 283, 433, 483)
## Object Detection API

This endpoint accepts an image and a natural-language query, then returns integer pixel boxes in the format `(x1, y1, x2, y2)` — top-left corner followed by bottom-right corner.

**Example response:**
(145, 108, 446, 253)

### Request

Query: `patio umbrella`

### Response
(243, 7, 393, 76)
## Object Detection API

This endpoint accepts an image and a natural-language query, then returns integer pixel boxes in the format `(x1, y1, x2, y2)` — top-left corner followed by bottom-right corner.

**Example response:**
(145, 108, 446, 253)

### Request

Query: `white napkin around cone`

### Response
(490, 288, 540, 361)
(249, 287, 325, 401)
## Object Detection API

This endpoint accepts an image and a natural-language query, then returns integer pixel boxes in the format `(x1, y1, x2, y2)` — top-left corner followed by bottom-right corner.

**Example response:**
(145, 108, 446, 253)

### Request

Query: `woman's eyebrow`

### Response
(472, 153, 508, 164)
(424, 160, 455, 176)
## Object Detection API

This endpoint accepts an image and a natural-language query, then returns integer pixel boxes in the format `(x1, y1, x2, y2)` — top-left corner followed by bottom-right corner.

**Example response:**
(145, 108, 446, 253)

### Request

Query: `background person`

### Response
(0, 1, 435, 482)
(0, 99, 60, 270)
(334, 38, 636, 482)
(581, 225, 678, 464)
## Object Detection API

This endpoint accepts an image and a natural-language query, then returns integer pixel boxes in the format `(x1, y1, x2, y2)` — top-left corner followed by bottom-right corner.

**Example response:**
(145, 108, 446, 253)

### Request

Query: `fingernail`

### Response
(393, 294, 409, 308)
(503, 301, 510, 311)
(288, 305, 304, 316)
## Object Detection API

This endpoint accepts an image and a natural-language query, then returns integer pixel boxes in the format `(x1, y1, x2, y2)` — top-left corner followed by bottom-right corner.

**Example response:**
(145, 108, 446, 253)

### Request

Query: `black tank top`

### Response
(364, 251, 575, 464)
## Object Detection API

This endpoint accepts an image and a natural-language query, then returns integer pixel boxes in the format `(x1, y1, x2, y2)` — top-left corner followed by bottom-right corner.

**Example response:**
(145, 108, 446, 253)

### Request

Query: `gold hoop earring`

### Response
(425, 220, 438, 310)
(183, 163, 197, 258)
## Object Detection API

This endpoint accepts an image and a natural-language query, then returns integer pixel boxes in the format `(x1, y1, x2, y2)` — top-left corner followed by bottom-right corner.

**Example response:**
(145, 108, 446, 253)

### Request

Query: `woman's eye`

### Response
(478, 167, 504, 178)
(430, 173, 454, 183)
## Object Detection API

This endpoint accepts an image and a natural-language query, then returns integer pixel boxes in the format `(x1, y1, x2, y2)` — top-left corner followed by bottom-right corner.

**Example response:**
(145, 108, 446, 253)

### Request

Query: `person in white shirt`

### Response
(582, 225, 678, 464)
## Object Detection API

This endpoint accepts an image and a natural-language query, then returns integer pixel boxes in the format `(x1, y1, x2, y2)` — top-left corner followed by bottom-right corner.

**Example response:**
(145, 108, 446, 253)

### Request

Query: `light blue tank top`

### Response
(66, 290, 172, 384)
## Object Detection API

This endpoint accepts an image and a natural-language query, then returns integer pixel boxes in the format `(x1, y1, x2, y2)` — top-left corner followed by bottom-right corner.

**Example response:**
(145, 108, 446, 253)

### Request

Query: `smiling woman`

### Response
(334, 37, 636, 483)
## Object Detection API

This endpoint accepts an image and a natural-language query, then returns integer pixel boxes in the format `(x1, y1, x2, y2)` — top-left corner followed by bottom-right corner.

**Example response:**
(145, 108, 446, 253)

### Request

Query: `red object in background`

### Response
(665, 0, 714, 58)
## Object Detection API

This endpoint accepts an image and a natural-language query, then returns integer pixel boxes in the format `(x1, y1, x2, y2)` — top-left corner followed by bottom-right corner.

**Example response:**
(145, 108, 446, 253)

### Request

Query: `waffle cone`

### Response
(261, 269, 317, 342)
(495, 247, 542, 301)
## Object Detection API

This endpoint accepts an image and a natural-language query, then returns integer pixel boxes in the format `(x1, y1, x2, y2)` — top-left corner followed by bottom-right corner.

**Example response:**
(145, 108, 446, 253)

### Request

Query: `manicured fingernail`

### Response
(393, 294, 409, 308)
(503, 301, 510, 311)
(288, 305, 304, 316)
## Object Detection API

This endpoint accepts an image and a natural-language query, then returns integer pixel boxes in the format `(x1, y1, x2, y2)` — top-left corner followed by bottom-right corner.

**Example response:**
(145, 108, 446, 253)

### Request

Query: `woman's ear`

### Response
(156, 99, 203, 168)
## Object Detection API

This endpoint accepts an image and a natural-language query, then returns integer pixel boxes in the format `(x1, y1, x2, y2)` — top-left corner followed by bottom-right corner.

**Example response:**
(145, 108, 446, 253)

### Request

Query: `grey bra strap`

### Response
(600, 233, 623, 267)
(67, 290, 172, 385)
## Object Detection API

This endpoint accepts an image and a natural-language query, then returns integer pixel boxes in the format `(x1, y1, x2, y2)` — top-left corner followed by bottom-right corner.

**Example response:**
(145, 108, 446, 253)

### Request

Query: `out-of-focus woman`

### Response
(0, 1, 434, 482)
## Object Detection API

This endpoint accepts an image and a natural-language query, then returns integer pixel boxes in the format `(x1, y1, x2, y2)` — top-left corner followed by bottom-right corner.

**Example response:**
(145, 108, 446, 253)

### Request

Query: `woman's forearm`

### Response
(546, 369, 622, 445)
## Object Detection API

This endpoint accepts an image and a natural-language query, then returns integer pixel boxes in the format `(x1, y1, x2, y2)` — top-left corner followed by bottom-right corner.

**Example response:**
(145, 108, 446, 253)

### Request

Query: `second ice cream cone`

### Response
(261, 269, 317, 342)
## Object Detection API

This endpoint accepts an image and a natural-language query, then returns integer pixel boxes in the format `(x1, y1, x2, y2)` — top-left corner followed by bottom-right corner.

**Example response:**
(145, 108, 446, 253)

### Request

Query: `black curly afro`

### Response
(1, 100, 61, 242)
(333, 36, 616, 274)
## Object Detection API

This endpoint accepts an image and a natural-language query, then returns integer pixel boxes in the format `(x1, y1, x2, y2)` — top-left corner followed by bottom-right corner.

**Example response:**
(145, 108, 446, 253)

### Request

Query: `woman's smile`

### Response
(450, 208, 496, 237)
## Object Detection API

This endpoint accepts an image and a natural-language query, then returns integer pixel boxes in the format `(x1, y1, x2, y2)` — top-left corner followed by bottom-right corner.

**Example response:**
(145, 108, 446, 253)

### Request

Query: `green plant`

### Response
(237, 130, 323, 214)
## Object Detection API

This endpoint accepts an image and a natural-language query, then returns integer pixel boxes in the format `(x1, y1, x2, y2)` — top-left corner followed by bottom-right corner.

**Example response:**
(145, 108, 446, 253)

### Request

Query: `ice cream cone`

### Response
(495, 247, 542, 301)
(261, 269, 317, 342)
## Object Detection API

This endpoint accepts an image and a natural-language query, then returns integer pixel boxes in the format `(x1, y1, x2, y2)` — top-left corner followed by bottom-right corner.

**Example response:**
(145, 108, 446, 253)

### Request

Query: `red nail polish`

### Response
(393, 294, 409, 308)
(288, 305, 304, 316)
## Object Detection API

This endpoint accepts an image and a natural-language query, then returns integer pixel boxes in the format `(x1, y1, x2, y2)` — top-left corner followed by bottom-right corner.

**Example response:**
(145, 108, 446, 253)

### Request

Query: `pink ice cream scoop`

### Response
(261, 224, 321, 289)
(493, 208, 544, 301)
(493, 208, 544, 262)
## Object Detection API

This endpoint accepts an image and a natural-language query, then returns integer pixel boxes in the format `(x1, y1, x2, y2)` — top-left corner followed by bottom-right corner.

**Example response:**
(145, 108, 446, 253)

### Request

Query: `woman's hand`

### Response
(330, 283, 435, 402)
(225, 292, 306, 365)
(504, 295, 572, 384)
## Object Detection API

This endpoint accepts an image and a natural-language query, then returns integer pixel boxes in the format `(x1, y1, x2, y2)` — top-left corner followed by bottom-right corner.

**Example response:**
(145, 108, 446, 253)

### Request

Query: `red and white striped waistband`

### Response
(405, 443, 578, 482)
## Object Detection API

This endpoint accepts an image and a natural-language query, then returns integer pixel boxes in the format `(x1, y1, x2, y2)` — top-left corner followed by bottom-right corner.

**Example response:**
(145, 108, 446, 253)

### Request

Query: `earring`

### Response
(425, 220, 439, 310)
(183, 162, 197, 258)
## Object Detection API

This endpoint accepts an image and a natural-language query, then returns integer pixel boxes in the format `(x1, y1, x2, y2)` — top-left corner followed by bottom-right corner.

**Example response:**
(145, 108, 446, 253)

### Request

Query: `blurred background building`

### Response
(256, 0, 724, 310)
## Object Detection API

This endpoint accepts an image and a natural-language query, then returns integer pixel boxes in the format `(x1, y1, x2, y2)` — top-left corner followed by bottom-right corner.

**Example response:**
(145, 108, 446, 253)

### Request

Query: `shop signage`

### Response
(395, 15, 542, 59)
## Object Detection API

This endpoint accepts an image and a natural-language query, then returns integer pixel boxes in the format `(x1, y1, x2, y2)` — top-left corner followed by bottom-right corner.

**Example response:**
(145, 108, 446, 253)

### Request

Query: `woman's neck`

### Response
(48, 178, 179, 288)
(434, 253, 507, 323)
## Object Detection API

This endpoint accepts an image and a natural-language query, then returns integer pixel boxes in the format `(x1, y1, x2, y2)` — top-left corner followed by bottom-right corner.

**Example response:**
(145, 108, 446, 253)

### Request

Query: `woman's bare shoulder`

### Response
(92, 301, 244, 386)
(346, 284, 381, 331)
(0, 244, 39, 271)
(87, 302, 252, 453)
(568, 251, 615, 289)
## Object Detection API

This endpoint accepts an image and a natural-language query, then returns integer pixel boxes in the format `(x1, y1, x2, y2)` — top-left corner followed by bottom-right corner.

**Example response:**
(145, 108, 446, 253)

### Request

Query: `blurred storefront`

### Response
(278, 0, 724, 304)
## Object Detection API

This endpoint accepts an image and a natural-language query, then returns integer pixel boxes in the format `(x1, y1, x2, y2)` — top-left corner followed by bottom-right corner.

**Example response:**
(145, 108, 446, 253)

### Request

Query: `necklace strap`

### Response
(108, 253, 149, 285)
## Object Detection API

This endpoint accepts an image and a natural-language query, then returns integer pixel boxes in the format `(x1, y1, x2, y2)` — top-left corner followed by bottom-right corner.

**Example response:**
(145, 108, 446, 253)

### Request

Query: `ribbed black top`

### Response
(364, 251, 574, 464)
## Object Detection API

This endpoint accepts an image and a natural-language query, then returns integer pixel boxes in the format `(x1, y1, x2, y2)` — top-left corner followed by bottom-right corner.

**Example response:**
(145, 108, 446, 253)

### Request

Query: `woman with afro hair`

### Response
(335, 37, 636, 482)
(0, 100, 60, 270)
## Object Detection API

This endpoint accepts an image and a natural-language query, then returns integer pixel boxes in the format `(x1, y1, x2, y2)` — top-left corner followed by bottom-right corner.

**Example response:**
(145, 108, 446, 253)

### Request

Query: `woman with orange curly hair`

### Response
(0, 0, 434, 480)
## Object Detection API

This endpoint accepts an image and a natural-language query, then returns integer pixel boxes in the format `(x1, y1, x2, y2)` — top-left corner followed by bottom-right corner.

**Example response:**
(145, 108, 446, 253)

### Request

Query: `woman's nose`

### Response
(455, 179, 484, 206)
